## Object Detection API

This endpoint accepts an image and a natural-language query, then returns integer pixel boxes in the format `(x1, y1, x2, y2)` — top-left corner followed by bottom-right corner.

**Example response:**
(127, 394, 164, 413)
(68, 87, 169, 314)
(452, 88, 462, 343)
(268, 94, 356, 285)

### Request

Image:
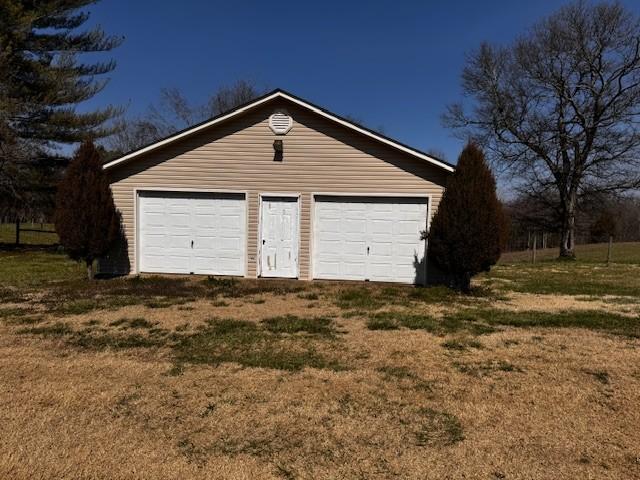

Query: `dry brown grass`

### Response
(1, 274, 640, 479)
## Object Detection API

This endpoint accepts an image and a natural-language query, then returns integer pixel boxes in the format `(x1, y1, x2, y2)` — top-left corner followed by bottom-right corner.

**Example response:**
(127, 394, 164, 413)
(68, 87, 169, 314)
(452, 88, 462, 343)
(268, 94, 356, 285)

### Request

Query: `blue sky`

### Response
(82, 0, 640, 163)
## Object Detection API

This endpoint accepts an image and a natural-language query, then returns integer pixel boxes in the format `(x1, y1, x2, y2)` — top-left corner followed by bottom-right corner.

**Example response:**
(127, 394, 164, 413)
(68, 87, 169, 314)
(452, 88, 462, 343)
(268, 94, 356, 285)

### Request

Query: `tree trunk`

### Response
(86, 259, 95, 280)
(559, 195, 577, 259)
(15, 219, 20, 246)
(454, 272, 472, 294)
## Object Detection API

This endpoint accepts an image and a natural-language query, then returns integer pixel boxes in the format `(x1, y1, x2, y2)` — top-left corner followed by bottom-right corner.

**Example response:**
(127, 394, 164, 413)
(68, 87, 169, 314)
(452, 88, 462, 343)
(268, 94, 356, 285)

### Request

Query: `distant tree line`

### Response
(503, 192, 640, 252)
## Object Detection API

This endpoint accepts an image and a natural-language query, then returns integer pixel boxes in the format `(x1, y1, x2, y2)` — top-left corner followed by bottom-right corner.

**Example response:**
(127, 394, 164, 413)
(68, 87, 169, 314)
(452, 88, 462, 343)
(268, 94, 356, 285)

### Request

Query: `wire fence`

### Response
(0, 222, 59, 246)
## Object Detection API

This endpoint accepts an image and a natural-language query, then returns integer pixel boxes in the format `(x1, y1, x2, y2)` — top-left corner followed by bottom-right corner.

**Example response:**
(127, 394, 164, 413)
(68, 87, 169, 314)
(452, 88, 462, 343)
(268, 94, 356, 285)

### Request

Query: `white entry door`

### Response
(313, 196, 428, 283)
(260, 196, 299, 278)
(138, 191, 246, 276)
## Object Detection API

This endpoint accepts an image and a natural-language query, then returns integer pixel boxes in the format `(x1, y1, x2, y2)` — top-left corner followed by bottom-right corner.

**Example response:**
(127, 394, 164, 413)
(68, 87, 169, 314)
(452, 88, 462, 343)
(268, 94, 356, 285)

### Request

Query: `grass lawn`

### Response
(0, 244, 639, 479)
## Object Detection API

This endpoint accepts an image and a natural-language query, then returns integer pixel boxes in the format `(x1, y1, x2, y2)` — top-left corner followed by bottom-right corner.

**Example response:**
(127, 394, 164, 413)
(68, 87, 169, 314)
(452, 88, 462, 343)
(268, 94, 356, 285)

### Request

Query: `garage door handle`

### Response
(367, 246, 370, 255)
(262, 239, 266, 245)
(191, 240, 194, 248)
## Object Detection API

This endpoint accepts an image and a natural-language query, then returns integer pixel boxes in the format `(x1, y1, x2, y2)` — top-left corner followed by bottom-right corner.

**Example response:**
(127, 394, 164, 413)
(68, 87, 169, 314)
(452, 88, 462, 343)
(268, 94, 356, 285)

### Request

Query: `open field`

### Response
(0, 244, 639, 479)
(500, 241, 640, 265)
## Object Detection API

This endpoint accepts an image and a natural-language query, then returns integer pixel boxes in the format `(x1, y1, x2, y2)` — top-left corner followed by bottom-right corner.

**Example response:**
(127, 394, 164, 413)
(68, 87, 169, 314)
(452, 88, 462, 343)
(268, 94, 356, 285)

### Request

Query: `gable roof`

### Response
(103, 88, 455, 172)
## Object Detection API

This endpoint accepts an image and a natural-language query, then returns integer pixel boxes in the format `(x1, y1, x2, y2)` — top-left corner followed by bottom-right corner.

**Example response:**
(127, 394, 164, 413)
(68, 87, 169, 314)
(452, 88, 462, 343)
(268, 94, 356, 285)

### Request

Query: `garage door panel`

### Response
(313, 196, 427, 283)
(139, 192, 246, 276)
(343, 240, 367, 255)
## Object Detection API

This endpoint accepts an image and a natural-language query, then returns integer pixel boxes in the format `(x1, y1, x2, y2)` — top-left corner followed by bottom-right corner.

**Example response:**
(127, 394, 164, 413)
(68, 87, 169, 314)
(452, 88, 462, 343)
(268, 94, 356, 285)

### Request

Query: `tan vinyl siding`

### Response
(103, 99, 449, 278)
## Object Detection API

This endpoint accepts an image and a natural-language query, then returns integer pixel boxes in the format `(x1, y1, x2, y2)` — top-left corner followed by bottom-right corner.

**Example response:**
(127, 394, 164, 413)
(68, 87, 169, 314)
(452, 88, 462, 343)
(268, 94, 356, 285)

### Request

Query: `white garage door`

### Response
(138, 191, 246, 275)
(313, 196, 428, 283)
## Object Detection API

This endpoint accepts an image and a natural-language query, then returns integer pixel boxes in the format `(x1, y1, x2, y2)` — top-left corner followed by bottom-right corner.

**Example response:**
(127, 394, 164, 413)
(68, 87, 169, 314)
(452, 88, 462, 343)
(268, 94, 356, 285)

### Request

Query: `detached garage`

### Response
(101, 89, 453, 284)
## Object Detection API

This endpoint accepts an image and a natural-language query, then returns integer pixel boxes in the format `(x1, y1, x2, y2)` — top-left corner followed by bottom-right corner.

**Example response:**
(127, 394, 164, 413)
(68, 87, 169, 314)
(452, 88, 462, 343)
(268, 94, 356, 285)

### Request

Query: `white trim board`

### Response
(103, 90, 454, 173)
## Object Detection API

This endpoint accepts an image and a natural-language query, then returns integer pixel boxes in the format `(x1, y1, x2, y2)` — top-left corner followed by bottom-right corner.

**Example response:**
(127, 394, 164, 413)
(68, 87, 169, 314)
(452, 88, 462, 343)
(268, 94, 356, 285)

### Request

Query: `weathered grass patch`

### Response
(18, 322, 73, 337)
(110, 317, 156, 329)
(453, 360, 523, 377)
(414, 408, 465, 446)
(584, 369, 610, 385)
(449, 308, 640, 338)
(4, 314, 46, 325)
(260, 315, 336, 336)
(70, 331, 166, 350)
(204, 276, 305, 297)
(442, 338, 483, 351)
(486, 262, 640, 297)
(0, 307, 31, 319)
(297, 292, 319, 301)
(174, 318, 343, 372)
(335, 285, 470, 311)
(366, 311, 497, 336)
(377, 365, 435, 393)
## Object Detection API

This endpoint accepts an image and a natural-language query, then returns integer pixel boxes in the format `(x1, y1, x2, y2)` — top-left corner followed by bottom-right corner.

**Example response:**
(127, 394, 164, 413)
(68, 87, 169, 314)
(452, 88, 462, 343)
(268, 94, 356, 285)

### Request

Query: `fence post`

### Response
(15, 219, 20, 246)
(607, 235, 613, 267)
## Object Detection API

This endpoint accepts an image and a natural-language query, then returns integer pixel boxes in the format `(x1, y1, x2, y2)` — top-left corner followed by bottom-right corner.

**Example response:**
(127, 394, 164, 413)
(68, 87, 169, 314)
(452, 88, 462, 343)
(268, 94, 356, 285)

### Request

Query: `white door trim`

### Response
(258, 193, 301, 278)
(134, 188, 248, 276)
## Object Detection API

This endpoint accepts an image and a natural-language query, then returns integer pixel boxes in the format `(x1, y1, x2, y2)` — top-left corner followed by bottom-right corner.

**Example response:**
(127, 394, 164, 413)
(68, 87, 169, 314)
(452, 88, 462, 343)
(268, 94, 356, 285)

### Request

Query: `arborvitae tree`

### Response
(0, 0, 122, 222)
(428, 143, 506, 292)
(54, 141, 121, 279)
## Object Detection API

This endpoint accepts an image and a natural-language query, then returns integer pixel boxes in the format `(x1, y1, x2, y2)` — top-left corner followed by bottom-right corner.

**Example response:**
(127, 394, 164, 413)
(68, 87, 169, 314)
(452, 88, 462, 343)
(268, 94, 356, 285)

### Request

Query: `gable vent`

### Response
(269, 111, 293, 134)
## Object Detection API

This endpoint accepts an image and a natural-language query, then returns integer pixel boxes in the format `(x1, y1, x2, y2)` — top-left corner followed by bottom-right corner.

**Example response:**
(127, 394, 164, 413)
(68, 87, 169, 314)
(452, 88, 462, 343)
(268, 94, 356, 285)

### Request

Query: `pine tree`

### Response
(0, 0, 122, 221)
(54, 141, 121, 279)
(428, 143, 507, 292)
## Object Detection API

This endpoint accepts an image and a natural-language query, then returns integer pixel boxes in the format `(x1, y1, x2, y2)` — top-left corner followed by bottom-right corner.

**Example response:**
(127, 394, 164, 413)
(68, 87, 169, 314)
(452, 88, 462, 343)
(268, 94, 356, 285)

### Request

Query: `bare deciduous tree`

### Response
(444, 1, 640, 258)
(108, 80, 264, 154)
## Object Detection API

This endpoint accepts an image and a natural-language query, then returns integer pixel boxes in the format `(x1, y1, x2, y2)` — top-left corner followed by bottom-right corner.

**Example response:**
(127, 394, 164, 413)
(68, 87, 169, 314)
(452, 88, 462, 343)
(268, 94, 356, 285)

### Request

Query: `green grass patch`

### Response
(442, 338, 483, 351)
(453, 360, 523, 377)
(486, 262, 640, 297)
(377, 366, 435, 393)
(110, 317, 155, 329)
(366, 311, 496, 336)
(18, 322, 72, 337)
(377, 365, 416, 380)
(3, 314, 46, 326)
(0, 307, 31, 319)
(260, 315, 336, 336)
(174, 318, 343, 372)
(366, 316, 401, 330)
(449, 308, 640, 338)
(414, 408, 464, 446)
(204, 276, 305, 297)
(17, 319, 167, 350)
(0, 250, 84, 288)
(335, 288, 387, 310)
(297, 292, 319, 301)
(69, 330, 165, 350)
